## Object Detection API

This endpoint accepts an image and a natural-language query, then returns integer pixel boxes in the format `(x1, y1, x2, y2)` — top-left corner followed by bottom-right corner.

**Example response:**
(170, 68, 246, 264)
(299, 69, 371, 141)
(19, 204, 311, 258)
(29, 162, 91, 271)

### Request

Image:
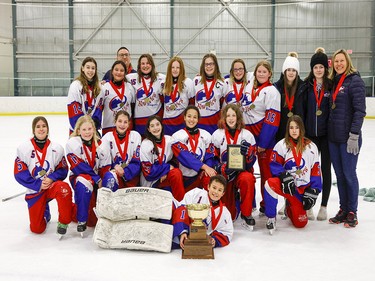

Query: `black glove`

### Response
(240, 140, 254, 159)
(214, 163, 238, 182)
(302, 187, 319, 210)
(279, 171, 296, 195)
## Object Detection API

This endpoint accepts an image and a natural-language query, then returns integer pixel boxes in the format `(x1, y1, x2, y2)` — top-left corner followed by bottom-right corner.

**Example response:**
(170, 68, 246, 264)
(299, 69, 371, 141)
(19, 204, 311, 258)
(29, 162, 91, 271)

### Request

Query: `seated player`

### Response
(172, 175, 233, 249)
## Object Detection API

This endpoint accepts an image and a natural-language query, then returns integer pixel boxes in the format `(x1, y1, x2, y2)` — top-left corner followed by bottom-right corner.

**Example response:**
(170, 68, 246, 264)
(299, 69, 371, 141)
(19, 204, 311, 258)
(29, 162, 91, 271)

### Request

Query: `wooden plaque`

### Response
(227, 144, 245, 171)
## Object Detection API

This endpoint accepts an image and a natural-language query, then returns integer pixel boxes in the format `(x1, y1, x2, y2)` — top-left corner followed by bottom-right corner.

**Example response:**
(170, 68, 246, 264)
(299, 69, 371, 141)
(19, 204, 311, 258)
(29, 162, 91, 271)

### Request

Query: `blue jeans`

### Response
(329, 138, 362, 213)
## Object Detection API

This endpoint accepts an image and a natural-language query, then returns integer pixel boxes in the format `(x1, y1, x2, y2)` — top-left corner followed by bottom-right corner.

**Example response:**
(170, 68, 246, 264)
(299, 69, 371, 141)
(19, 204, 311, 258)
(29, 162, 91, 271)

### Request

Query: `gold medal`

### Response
(39, 170, 46, 177)
(121, 162, 128, 168)
(249, 104, 255, 110)
(205, 102, 210, 107)
(316, 109, 322, 116)
(287, 111, 293, 118)
(119, 102, 124, 108)
(331, 103, 336, 110)
(295, 169, 302, 176)
(87, 108, 92, 114)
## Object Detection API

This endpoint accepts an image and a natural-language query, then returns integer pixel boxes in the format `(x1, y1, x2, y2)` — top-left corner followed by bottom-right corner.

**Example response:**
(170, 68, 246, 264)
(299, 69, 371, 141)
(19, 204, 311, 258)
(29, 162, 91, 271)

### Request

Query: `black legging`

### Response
(308, 135, 332, 207)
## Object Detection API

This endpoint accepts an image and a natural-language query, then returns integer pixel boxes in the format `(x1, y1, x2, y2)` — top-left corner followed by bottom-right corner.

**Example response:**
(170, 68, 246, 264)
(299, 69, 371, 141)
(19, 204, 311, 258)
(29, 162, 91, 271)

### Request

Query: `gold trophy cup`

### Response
(182, 203, 214, 259)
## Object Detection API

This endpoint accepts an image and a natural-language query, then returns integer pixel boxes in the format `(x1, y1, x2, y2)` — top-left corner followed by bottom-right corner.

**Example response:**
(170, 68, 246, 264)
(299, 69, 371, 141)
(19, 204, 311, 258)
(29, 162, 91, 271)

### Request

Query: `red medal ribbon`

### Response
(233, 82, 244, 102)
(83, 142, 97, 168)
(127, 65, 133, 74)
(86, 86, 93, 107)
(290, 138, 302, 170)
(284, 87, 295, 112)
(141, 76, 154, 97)
(313, 79, 324, 110)
(204, 79, 216, 100)
(170, 83, 179, 103)
(211, 201, 224, 230)
(114, 131, 130, 162)
(110, 81, 125, 101)
(156, 136, 166, 165)
(251, 82, 271, 103)
(184, 128, 200, 153)
(332, 74, 346, 105)
(31, 138, 50, 169)
(225, 128, 240, 145)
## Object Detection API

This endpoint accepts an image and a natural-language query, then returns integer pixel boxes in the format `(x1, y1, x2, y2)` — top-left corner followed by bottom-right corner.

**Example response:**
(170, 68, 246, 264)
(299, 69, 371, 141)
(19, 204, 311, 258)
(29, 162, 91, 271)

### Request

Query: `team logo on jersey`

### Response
(196, 89, 214, 105)
(225, 91, 243, 105)
(109, 97, 128, 111)
(284, 157, 307, 176)
(32, 161, 51, 179)
(136, 87, 154, 101)
(191, 147, 204, 160)
(114, 155, 129, 165)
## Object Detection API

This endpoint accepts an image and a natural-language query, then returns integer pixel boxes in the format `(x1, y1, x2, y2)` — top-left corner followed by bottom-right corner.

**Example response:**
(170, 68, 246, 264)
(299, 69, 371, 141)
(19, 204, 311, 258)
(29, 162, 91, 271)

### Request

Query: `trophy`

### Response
(182, 203, 214, 259)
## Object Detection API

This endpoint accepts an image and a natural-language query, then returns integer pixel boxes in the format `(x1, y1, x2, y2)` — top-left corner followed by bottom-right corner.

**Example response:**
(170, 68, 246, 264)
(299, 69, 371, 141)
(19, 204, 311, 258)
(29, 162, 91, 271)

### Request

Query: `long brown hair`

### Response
(32, 116, 49, 136)
(284, 115, 311, 153)
(199, 53, 223, 84)
(218, 104, 244, 130)
(163, 57, 186, 95)
(144, 115, 164, 157)
(137, 54, 157, 83)
(76, 57, 101, 98)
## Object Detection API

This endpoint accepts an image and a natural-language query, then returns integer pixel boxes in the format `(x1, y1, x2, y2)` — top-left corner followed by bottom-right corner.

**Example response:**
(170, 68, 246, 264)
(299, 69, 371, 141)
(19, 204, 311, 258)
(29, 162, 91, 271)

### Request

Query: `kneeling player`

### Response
(264, 115, 322, 234)
(172, 175, 233, 248)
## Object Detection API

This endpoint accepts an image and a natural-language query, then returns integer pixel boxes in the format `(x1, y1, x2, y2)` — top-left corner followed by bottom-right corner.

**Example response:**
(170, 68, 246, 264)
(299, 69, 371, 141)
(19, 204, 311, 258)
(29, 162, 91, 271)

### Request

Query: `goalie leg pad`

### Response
(93, 218, 173, 253)
(96, 187, 173, 221)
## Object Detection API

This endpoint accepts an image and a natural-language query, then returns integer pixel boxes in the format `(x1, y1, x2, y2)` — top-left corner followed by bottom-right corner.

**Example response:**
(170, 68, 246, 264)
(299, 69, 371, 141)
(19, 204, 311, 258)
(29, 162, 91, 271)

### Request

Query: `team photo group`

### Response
(13, 46, 366, 251)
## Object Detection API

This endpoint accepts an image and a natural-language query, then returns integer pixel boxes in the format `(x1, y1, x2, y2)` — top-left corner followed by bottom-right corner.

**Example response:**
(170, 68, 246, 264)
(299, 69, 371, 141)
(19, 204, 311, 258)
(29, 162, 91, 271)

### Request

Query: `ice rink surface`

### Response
(1, 115, 374, 281)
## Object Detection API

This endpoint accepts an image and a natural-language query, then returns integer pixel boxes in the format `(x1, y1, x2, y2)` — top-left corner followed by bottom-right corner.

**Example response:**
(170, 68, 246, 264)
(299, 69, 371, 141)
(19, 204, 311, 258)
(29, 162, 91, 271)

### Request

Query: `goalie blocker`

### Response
(95, 187, 174, 221)
(93, 218, 173, 253)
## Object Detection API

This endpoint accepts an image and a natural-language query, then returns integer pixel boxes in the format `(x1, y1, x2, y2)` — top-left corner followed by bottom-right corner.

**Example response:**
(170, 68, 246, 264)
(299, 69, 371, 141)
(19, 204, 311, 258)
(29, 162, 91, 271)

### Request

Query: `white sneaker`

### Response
(306, 208, 315, 221)
(317, 206, 327, 221)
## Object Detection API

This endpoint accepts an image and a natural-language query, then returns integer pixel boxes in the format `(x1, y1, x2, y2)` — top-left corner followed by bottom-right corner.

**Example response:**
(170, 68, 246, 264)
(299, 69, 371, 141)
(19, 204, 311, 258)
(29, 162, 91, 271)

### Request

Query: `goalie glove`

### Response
(279, 171, 296, 195)
(302, 187, 319, 210)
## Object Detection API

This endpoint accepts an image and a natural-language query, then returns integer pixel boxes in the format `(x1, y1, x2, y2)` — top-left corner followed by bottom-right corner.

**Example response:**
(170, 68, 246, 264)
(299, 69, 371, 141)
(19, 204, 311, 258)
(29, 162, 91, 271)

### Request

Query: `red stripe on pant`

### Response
(257, 148, 273, 209)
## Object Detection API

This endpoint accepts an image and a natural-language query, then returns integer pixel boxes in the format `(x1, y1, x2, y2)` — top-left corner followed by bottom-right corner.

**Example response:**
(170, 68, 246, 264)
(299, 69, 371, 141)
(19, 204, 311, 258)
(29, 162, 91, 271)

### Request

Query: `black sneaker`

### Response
(77, 221, 87, 233)
(329, 209, 347, 224)
(344, 212, 358, 228)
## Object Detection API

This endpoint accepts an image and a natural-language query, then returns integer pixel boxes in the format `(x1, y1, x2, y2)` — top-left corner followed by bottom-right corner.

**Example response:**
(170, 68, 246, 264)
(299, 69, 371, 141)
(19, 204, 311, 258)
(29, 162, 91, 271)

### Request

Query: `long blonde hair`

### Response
(70, 115, 100, 147)
(163, 57, 186, 95)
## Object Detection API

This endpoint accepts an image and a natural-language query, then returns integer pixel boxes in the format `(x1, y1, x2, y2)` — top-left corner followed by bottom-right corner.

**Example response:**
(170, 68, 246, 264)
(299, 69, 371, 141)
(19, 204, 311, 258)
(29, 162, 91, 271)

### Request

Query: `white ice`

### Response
(1, 115, 374, 281)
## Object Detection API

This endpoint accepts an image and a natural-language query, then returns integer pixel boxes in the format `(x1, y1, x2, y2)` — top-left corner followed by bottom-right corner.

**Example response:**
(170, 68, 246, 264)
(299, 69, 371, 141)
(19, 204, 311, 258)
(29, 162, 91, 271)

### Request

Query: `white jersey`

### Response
(65, 136, 110, 178)
(100, 81, 135, 132)
(163, 78, 195, 135)
(223, 72, 254, 107)
(15, 139, 68, 195)
(193, 76, 227, 134)
(178, 188, 233, 241)
(212, 128, 256, 163)
(172, 128, 213, 177)
(67, 80, 103, 132)
(140, 135, 176, 187)
(126, 72, 166, 119)
(100, 130, 141, 166)
(270, 139, 322, 192)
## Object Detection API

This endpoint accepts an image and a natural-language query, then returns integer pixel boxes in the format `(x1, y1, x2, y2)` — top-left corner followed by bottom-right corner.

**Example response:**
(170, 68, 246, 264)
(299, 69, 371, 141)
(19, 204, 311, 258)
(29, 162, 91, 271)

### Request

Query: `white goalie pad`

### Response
(93, 217, 173, 253)
(96, 187, 173, 221)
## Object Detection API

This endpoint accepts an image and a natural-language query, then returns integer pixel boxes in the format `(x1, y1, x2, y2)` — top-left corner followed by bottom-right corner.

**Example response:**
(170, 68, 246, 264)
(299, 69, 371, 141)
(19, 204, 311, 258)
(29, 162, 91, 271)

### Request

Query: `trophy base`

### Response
(181, 236, 214, 259)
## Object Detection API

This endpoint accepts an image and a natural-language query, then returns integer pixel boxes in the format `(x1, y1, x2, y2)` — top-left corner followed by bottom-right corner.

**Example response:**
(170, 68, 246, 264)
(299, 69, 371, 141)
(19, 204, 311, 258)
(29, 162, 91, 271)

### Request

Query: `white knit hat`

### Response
(282, 55, 300, 73)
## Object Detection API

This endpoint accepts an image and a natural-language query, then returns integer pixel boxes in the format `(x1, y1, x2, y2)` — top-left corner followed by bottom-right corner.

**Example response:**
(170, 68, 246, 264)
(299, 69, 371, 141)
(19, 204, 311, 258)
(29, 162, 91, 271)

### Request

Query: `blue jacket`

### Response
(328, 72, 366, 143)
(303, 78, 331, 137)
